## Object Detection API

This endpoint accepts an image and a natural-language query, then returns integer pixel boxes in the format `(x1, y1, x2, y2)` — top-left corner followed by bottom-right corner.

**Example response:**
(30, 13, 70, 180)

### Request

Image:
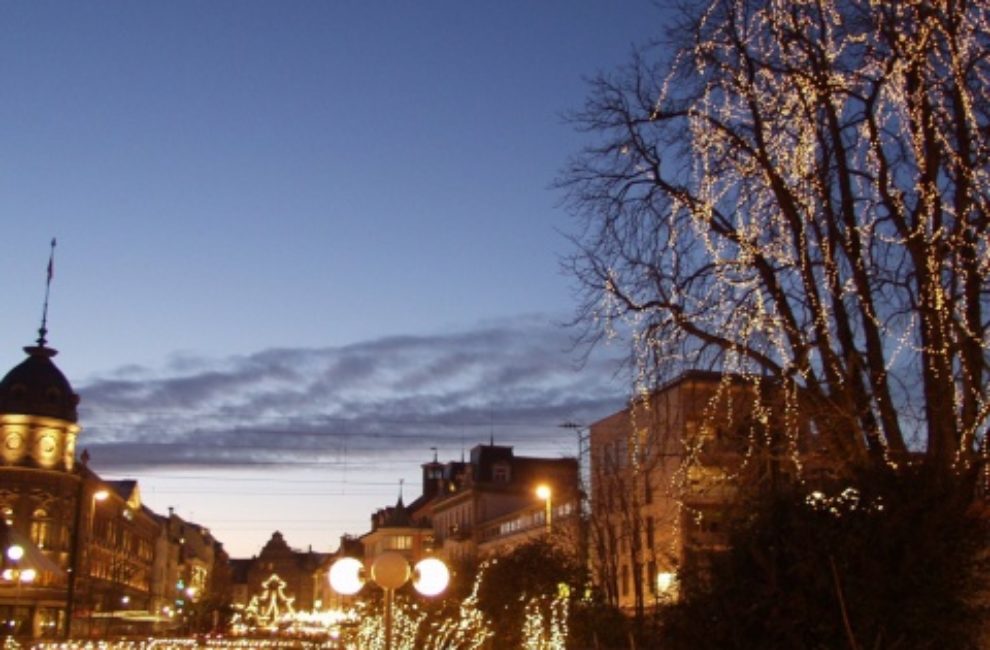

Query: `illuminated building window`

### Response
(385, 535, 413, 550)
(2, 506, 13, 526)
(31, 508, 52, 549)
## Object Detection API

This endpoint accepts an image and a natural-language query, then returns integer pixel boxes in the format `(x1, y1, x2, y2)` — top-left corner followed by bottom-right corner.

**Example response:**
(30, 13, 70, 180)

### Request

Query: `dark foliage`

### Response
(659, 468, 989, 649)
(475, 537, 588, 649)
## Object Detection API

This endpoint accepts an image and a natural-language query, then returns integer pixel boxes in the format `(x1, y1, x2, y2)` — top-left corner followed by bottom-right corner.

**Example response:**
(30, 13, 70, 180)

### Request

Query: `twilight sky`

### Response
(0, 1, 664, 557)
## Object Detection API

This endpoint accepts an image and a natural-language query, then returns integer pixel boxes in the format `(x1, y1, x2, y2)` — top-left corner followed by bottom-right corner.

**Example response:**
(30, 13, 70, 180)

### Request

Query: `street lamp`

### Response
(3, 544, 37, 637)
(328, 552, 449, 650)
(536, 484, 552, 534)
(66, 486, 110, 638)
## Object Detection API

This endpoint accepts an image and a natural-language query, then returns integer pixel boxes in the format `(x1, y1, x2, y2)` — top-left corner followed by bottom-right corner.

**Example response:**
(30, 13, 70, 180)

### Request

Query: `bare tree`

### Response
(560, 0, 990, 472)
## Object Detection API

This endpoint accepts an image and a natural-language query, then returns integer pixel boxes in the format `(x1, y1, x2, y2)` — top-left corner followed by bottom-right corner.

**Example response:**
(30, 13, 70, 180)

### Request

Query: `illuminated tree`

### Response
(244, 574, 295, 629)
(476, 538, 586, 649)
(560, 0, 989, 472)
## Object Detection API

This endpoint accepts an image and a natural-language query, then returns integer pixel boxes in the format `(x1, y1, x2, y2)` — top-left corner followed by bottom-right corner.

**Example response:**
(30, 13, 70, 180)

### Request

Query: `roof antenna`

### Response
(38, 238, 56, 348)
(489, 404, 495, 446)
(430, 446, 438, 463)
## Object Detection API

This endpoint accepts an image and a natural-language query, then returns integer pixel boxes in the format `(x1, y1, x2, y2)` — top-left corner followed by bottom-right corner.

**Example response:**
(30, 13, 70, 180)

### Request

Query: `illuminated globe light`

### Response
(371, 551, 410, 590)
(6, 544, 24, 561)
(329, 557, 366, 595)
(20, 568, 36, 583)
(412, 558, 449, 597)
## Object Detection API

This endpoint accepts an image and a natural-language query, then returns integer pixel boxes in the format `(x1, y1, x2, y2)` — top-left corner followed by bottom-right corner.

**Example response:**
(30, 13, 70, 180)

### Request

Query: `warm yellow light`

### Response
(6, 545, 24, 561)
(371, 551, 411, 590)
(657, 571, 675, 593)
(93, 489, 110, 502)
(536, 484, 551, 500)
(413, 557, 450, 597)
(328, 557, 365, 595)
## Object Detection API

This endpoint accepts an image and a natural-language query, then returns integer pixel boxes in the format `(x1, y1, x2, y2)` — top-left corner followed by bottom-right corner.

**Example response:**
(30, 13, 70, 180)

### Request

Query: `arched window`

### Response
(31, 508, 52, 549)
(2, 506, 13, 526)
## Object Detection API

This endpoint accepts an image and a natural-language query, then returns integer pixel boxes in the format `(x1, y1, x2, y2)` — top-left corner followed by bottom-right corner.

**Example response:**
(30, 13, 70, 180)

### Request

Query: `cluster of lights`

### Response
(578, 0, 990, 512)
(25, 640, 337, 650)
(806, 487, 884, 517)
(3, 545, 37, 584)
(521, 583, 570, 650)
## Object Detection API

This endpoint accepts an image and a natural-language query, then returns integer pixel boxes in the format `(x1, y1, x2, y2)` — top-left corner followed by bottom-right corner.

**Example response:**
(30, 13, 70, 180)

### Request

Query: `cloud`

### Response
(76, 315, 629, 470)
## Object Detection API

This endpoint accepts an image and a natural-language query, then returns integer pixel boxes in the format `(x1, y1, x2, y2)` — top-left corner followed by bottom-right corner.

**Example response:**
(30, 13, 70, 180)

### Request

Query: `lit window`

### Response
(31, 508, 52, 549)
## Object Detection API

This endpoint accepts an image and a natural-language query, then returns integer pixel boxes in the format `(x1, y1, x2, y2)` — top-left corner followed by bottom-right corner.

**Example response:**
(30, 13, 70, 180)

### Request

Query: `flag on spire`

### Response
(47, 238, 56, 283)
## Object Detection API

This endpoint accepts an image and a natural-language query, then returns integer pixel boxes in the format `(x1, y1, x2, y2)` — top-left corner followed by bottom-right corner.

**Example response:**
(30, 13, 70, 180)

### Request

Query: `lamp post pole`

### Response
(536, 485, 553, 534)
(328, 553, 449, 650)
(4, 545, 37, 637)
(66, 483, 108, 639)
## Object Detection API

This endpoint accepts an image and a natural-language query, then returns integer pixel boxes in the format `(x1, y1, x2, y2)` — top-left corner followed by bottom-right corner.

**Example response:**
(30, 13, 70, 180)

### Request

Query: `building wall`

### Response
(589, 372, 760, 611)
(428, 446, 580, 563)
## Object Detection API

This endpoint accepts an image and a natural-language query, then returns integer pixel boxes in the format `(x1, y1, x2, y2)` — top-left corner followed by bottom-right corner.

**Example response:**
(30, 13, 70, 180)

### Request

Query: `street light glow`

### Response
(413, 557, 450, 597)
(536, 484, 553, 533)
(6, 544, 24, 561)
(328, 557, 365, 595)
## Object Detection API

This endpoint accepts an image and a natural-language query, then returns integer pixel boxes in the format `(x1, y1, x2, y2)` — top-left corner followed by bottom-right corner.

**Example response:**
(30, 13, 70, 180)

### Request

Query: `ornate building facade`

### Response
(0, 330, 230, 639)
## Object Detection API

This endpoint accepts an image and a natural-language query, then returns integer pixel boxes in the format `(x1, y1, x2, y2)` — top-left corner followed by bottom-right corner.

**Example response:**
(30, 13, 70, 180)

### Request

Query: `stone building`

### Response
(0, 332, 89, 638)
(588, 370, 829, 613)
(232, 530, 332, 627)
(0, 328, 231, 639)
(428, 444, 579, 562)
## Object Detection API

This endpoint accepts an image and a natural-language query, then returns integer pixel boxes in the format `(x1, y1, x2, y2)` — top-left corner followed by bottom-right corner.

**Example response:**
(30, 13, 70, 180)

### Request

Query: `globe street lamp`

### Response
(328, 552, 449, 650)
(4, 544, 37, 636)
(536, 484, 552, 534)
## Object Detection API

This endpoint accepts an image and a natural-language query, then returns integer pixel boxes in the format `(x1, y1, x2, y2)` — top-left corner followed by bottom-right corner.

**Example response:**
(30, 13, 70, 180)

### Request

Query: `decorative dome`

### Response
(0, 345, 79, 423)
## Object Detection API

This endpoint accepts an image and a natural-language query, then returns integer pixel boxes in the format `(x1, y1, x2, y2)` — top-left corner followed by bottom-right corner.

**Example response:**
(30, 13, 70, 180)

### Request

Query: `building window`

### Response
(621, 564, 630, 597)
(31, 509, 52, 550)
(385, 536, 413, 551)
(492, 463, 510, 483)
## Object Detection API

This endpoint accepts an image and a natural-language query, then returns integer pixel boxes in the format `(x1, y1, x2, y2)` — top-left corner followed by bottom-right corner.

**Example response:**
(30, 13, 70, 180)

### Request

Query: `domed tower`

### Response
(0, 242, 88, 638)
(0, 340, 81, 470)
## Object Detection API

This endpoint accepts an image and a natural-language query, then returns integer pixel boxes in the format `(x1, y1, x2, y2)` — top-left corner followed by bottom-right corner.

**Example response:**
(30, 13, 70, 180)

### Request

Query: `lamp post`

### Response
(328, 552, 449, 650)
(3, 544, 37, 637)
(66, 486, 109, 638)
(536, 484, 552, 534)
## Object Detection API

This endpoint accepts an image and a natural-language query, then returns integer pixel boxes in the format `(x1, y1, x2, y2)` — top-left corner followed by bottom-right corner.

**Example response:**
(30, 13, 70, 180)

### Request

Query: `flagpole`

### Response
(39, 238, 56, 347)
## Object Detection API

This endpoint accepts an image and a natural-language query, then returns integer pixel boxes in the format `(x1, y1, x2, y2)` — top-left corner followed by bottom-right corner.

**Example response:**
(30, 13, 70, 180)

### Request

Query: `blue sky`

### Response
(0, 1, 664, 557)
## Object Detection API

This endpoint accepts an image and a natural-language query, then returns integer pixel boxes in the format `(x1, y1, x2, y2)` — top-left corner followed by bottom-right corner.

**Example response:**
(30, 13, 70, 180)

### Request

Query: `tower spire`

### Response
(38, 238, 56, 348)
